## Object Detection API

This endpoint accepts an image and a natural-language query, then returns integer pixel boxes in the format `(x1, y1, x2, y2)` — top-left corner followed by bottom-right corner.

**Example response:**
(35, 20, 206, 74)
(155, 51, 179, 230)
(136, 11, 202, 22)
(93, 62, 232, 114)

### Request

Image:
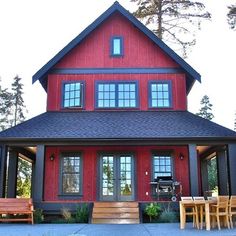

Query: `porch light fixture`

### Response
(49, 154, 55, 161)
(179, 153, 184, 160)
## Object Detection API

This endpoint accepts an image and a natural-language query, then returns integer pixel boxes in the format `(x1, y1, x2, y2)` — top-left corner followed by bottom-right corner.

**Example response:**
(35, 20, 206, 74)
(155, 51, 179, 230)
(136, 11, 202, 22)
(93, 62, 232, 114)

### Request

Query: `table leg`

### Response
(205, 202, 211, 231)
(179, 202, 185, 229)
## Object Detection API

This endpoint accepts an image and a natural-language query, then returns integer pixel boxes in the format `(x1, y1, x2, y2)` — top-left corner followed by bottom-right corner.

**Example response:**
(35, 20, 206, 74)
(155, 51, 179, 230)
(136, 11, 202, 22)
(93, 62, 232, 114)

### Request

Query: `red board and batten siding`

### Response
(44, 146, 190, 202)
(55, 13, 179, 69)
(47, 73, 187, 111)
(46, 12, 187, 112)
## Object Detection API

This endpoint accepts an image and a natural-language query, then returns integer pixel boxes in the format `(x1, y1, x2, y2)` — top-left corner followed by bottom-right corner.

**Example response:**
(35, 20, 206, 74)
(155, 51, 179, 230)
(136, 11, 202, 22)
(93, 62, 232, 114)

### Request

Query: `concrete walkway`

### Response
(0, 223, 236, 236)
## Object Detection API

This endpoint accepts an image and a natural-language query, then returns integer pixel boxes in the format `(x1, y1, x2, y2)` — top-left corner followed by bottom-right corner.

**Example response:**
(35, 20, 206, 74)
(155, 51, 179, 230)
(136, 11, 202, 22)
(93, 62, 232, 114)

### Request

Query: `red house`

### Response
(0, 2, 236, 222)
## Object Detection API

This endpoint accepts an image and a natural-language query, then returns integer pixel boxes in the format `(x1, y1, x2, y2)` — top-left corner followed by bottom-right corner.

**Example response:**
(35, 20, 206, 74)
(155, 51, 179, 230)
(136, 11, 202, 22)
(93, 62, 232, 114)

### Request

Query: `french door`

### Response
(99, 154, 135, 201)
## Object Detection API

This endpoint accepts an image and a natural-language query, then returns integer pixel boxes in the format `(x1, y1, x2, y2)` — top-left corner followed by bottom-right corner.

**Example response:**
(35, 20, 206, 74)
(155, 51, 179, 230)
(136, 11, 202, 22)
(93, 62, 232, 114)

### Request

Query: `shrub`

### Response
(34, 208, 44, 224)
(144, 203, 161, 222)
(75, 204, 89, 223)
(61, 207, 75, 223)
(159, 202, 178, 223)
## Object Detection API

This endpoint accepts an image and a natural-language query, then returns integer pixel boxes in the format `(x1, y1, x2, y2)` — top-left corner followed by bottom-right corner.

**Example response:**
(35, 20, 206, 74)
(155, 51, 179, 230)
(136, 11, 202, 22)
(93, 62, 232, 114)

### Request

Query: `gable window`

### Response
(153, 153, 173, 179)
(111, 36, 123, 56)
(149, 81, 172, 108)
(60, 153, 82, 194)
(97, 82, 137, 108)
(63, 82, 83, 108)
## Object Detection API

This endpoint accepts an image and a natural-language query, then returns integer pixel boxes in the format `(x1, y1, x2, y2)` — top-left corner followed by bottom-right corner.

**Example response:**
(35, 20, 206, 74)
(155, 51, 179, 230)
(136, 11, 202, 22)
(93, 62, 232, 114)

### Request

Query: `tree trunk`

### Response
(156, 0, 163, 39)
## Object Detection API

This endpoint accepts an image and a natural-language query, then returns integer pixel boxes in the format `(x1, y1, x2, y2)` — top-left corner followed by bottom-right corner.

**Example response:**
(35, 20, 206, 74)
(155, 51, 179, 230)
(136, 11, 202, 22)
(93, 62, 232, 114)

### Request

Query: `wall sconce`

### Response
(49, 154, 55, 161)
(179, 153, 184, 160)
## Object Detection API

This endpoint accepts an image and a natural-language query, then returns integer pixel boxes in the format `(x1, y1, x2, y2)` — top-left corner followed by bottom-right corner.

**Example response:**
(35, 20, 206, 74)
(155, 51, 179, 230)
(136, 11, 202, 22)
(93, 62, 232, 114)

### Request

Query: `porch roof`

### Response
(0, 111, 236, 142)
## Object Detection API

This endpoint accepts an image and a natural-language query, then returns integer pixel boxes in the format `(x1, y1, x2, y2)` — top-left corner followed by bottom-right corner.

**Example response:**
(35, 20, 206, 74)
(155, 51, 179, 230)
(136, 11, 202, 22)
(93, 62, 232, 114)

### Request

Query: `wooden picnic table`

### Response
(179, 199, 216, 231)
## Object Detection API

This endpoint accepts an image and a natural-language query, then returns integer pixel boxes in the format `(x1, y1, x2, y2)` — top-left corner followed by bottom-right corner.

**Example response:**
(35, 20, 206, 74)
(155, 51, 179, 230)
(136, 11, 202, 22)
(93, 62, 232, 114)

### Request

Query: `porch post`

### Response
(7, 150, 18, 197)
(227, 144, 236, 195)
(0, 145, 7, 197)
(32, 145, 45, 202)
(201, 160, 208, 196)
(188, 144, 199, 196)
(216, 149, 228, 195)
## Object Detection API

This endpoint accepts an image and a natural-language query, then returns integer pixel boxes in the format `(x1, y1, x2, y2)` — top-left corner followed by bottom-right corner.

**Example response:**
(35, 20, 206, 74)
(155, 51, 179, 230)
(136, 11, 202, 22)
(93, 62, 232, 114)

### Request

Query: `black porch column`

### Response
(0, 145, 7, 197)
(228, 144, 236, 195)
(7, 150, 18, 197)
(188, 144, 199, 196)
(32, 145, 45, 202)
(201, 159, 208, 196)
(216, 149, 228, 195)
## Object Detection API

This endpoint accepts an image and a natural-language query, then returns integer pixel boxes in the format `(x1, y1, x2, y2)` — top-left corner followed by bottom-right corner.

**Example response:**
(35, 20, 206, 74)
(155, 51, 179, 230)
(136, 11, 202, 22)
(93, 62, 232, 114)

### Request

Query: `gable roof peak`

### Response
(33, 1, 200, 93)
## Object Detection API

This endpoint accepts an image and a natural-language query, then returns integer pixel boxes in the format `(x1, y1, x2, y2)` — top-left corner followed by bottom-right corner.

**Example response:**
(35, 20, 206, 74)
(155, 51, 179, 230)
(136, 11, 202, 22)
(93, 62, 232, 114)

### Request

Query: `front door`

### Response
(99, 154, 135, 201)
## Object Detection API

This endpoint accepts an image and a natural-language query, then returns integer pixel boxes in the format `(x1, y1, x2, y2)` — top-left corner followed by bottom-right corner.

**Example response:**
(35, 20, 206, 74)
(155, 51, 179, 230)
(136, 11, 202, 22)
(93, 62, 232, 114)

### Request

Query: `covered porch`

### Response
(0, 140, 236, 213)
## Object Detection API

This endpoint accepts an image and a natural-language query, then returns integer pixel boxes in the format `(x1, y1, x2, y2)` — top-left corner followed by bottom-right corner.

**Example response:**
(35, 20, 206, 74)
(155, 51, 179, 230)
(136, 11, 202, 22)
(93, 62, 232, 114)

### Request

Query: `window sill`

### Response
(58, 194, 83, 200)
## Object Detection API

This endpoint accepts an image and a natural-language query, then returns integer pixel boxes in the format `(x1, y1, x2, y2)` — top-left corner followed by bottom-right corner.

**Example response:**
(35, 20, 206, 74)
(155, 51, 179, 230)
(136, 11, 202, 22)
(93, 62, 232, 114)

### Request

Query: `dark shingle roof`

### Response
(0, 111, 236, 141)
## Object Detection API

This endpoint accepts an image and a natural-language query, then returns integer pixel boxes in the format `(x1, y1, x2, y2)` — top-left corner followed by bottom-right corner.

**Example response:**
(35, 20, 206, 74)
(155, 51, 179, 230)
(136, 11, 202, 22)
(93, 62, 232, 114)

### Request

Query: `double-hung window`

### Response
(97, 82, 137, 108)
(60, 153, 82, 195)
(111, 36, 123, 57)
(149, 81, 172, 108)
(153, 153, 173, 179)
(63, 82, 83, 108)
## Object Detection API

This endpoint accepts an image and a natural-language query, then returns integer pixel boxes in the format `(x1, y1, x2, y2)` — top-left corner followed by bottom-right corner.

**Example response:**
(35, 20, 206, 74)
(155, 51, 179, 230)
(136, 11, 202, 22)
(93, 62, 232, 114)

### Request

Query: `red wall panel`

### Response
(44, 145, 190, 202)
(54, 13, 179, 69)
(45, 12, 187, 112)
(47, 73, 187, 111)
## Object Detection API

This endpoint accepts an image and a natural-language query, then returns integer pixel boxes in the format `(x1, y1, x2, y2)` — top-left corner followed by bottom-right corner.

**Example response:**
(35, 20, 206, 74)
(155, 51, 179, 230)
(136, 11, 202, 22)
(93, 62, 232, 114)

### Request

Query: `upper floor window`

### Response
(111, 36, 123, 57)
(60, 153, 82, 195)
(153, 153, 173, 179)
(96, 82, 137, 108)
(149, 81, 172, 108)
(63, 82, 83, 108)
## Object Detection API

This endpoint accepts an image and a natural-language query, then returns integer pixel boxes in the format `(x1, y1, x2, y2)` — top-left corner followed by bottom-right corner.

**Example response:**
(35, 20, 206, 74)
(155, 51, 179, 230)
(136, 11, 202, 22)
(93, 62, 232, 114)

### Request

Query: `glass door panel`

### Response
(100, 154, 135, 201)
(101, 156, 115, 201)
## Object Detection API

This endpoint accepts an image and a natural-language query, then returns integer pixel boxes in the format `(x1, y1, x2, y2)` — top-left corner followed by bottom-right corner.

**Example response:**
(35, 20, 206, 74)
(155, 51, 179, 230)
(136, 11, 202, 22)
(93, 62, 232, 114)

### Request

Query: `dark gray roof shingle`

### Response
(0, 111, 236, 141)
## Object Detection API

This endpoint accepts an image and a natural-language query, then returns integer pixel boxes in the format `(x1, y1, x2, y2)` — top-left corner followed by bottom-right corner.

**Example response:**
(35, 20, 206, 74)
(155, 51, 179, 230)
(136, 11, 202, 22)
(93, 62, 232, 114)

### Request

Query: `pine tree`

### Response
(130, 0, 211, 57)
(196, 95, 214, 120)
(16, 158, 32, 198)
(0, 78, 13, 130)
(10, 75, 27, 127)
(227, 4, 236, 30)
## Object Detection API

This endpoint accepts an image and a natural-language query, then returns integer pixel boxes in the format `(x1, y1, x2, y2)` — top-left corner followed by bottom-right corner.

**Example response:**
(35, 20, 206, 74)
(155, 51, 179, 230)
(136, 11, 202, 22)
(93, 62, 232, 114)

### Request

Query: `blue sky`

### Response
(0, 0, 235, 129)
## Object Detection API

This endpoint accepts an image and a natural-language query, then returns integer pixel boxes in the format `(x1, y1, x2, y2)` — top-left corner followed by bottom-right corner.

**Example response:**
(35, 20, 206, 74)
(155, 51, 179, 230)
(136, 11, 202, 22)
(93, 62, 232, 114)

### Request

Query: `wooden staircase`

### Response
(91, 202, 140, 224)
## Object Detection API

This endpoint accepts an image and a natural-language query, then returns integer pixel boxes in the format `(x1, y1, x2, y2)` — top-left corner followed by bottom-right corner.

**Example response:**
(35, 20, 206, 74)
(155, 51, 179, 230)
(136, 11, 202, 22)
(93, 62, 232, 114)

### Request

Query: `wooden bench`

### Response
(0, 198, 34, 224)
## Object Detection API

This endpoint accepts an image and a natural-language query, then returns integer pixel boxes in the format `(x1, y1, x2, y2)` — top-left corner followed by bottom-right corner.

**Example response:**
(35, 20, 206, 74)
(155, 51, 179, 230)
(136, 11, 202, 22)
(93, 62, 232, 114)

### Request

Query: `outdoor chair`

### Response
(229, 195, 236, 228)
(181, 197, 199, 229)
(193, 196, 205, 229)
(209, 195, 230, 230)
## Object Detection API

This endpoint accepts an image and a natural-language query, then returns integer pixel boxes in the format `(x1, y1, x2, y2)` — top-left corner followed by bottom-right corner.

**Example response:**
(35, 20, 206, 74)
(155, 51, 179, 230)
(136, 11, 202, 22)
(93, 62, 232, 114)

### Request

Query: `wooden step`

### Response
(92, 202, 140, 224)
(93, 207, 139, 213)
(92, 218, 140, 224)
(93, 213, 139, 219)
(93, 202, 138, 208)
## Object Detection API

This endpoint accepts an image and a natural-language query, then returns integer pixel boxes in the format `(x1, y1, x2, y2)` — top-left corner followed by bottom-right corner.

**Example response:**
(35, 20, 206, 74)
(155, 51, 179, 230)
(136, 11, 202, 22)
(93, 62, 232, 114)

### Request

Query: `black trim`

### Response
(50, 67, 184, 75)
(61, 81, 84, 109)
(32, 145, 45, 202)
(7, 150, 18, 197)
(148, 80, 173, 109)
(0, 145, 7, 197)
(95, 81, 139, 109)
(110, 36, 124, 57)
(188, 144, 199, 196)
(59, 151, 83, 197)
